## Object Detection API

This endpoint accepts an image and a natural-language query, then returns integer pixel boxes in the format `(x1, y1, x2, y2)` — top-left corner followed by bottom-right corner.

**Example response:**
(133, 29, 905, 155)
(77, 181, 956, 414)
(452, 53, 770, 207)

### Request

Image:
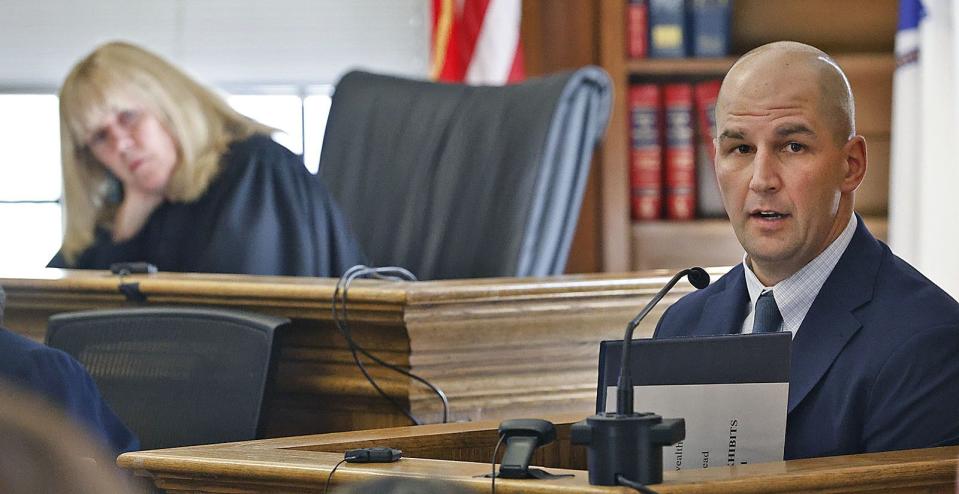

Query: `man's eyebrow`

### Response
(717, 129, 744, 141)
(776, 124, 816, 137)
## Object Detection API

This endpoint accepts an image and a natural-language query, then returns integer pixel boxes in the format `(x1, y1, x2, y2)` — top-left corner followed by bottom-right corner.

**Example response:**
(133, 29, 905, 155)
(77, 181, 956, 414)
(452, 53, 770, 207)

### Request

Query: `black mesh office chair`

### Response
(46, 307, 289, 450)
(318, 67, 612, 280)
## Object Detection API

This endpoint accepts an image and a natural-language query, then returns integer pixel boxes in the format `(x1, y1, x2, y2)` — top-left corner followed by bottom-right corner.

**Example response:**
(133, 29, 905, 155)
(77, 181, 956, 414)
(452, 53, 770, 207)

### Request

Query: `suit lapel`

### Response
(695, 265, 750, 336)
(787, 218, 883, 413)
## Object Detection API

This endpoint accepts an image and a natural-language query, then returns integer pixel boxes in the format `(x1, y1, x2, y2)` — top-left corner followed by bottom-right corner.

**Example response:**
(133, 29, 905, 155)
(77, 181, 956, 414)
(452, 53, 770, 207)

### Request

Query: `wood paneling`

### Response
(731, 0, 897, 54)
(523, 0, 604, 273)
(1, 267, 725, 435)
(597, 0, 633, 272)
(632, 219, 741, 271)
(522, 0, 598, 76)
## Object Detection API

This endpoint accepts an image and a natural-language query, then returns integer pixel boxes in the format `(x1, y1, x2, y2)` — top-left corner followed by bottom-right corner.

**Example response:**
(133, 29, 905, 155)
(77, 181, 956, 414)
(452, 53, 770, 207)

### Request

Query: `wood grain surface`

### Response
(1, 267, 726, 434)
(118, 415, 959, 493)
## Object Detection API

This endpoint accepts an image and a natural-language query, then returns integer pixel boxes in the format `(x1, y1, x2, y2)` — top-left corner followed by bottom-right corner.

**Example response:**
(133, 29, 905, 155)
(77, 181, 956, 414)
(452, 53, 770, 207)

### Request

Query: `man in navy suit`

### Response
(654, 41, 959, 459)
(0, 285, 138, 455)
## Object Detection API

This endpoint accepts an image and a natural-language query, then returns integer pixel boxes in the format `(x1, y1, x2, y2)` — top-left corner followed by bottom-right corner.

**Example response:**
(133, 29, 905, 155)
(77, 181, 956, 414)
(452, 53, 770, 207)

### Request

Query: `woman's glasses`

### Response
(84, 109, 144, 154)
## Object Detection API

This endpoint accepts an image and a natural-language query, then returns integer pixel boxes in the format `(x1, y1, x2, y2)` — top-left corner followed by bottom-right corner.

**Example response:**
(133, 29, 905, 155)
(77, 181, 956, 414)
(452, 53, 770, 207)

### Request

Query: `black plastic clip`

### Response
(118, 282, 148, 304)
(109, 262, 156, 304)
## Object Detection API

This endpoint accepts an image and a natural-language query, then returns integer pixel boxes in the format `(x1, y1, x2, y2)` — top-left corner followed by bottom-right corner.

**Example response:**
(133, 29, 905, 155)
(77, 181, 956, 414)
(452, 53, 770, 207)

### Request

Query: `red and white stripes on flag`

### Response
(430, 0, 524, 85)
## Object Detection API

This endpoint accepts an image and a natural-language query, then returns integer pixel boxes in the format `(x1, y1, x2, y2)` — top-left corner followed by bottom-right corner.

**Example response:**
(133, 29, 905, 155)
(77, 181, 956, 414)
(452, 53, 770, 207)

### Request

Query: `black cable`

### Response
(615, 474, 660, 494)
(323, 457, 351, 494)
(332, 265, 450, 425)
(339, 266, 450, 424)
(490, 433, 505, 494)
(334, 266, 433, 425)
(334, 267, 418, 424)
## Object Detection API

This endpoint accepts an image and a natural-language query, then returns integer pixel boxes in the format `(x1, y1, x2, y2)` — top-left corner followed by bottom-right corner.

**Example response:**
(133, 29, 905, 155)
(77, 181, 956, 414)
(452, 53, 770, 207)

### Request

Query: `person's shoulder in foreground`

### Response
(652, 40, 959, 459)
(0, 380, 146, 494)
(0, 327, 140, 455)
(0, 286, 138, 455)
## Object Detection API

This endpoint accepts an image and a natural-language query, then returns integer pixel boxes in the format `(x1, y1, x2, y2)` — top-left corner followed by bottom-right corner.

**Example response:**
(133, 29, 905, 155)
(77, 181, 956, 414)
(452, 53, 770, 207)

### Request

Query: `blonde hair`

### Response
(57, 41, 274, 263)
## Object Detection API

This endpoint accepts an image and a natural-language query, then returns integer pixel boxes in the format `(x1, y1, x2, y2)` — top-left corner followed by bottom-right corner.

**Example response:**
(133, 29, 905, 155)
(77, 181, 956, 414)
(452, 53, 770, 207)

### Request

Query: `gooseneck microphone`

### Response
(572, 267, 711, 488)
(617, 267, 710, 415)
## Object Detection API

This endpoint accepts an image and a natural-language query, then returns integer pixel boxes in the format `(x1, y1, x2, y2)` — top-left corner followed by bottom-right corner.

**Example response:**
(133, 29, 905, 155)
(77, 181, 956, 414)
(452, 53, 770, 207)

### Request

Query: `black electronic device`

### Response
(497, 419, 554, 479)
(109, 262, 158, 275)
(344, 447, 403, 463)
(491, 419, 571, 480)
(570, 267, 710, 487)
(325, 447, 404, 494)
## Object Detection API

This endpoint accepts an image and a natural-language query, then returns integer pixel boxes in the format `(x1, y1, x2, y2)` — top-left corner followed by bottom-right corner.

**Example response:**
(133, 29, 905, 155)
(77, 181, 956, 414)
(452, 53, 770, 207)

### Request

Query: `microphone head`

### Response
(686, 267, 710, 289)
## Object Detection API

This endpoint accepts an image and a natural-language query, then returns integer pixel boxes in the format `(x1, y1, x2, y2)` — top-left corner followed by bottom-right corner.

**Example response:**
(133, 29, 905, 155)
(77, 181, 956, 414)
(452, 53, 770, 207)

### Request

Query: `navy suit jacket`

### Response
(0, 326, 139, 455)
(654, 218, 959, 459)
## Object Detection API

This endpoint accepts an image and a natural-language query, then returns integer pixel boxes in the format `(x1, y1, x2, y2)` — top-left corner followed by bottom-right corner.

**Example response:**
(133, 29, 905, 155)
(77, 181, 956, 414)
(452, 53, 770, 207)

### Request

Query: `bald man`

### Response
(654, 42, 959, 459)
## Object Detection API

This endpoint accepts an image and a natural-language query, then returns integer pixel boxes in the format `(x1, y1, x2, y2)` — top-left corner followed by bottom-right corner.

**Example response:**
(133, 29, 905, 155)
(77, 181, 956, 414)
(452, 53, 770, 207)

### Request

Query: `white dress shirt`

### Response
(740, 214, 858, 336)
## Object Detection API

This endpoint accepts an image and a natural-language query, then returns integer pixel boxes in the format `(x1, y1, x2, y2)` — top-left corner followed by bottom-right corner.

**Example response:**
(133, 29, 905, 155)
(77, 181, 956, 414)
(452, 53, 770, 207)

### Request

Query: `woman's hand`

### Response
(111, 185, 165, 243)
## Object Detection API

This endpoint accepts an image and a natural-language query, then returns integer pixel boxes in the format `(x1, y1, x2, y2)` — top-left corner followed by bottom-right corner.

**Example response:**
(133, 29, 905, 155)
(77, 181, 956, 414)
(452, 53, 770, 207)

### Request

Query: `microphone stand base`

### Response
(570, 412, 685, 486)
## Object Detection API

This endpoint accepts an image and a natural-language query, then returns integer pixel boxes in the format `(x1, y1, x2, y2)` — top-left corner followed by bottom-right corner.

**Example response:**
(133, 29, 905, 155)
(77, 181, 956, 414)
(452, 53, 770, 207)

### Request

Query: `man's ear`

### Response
(841, 135, 867, 193)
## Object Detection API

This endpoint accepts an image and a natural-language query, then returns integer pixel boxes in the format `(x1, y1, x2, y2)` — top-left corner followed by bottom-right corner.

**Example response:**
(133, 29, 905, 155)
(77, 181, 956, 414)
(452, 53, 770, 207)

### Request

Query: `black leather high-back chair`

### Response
(318, 67, 612, 280)
(46, 307, 289, 450)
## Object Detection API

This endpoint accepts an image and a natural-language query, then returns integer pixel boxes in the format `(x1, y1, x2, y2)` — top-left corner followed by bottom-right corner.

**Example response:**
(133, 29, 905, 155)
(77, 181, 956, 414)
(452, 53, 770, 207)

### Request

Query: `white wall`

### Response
(0, 0, 430, 89)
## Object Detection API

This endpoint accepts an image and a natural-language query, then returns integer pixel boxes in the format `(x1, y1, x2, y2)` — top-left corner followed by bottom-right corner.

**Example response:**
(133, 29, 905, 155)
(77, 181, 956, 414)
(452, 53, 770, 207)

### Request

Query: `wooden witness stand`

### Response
(116, 414, 959, 493)
(5, 269, 957, 492)
(0, 267, 721, 436)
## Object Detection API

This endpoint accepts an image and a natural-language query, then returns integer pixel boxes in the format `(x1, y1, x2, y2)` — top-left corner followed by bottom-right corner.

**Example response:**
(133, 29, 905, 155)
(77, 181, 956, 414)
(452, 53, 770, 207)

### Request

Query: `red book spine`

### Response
(629, 83, 662, 221)
(626, 0, 649, 59)
(663, 83, 696, 220)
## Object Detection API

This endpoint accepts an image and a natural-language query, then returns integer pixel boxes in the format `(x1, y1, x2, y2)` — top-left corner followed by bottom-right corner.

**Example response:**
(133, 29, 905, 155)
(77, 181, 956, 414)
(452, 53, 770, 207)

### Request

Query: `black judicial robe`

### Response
(49, 134, 365, 277)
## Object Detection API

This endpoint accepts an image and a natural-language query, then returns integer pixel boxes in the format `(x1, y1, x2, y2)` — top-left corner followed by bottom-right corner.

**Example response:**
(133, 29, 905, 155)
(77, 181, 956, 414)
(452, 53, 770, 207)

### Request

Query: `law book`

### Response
(694, 79, 725, 218)
(663, 83, 696, 220)
(626, 0, 649, 59)
(629, 83, 663, 221)
(687, 0, 732, 57)
(648, 0, 687, 58)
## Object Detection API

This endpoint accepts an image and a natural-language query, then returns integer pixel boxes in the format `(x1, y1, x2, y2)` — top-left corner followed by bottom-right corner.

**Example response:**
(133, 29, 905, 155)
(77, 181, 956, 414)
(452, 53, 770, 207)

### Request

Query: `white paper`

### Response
(605, 383, 788, 470)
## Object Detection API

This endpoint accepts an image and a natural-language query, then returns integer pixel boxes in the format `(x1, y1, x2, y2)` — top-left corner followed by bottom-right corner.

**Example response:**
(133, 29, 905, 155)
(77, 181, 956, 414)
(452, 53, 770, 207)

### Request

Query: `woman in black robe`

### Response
(48, 41, 364, 277)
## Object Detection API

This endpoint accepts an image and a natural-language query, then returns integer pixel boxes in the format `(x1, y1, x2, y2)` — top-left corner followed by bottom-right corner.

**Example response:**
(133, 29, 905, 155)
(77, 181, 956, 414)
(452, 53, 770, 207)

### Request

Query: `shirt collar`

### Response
(742, 214, 858, 334)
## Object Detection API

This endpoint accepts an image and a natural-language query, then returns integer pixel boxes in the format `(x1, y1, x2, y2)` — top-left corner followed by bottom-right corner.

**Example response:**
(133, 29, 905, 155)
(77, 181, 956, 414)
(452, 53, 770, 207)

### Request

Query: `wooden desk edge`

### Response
(1, 267, 734, 308)
(118, 416, 959, 494)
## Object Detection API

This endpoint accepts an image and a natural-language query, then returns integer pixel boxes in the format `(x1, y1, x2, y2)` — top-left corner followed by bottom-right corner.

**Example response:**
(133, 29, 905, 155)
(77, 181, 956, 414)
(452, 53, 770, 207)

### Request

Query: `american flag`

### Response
(889, 0, 959, 297)
(430, 0, 524, 85)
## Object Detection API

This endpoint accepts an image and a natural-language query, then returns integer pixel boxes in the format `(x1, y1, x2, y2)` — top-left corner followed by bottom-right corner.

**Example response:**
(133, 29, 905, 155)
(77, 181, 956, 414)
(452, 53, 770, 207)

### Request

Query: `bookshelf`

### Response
(596, 0, 897, 272)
